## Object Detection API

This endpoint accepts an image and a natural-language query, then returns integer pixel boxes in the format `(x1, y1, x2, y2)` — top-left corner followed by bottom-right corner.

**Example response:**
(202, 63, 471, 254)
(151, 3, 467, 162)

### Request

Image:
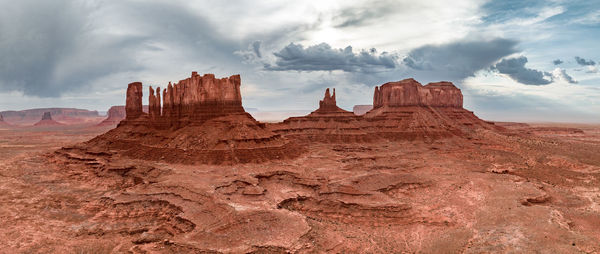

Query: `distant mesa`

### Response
(97, 105, 148, 127)
(270, 88, 374, 143)
(353, 105, 373, 116)
(78, 72, 302, 165)
(1, 108, 101, 125)
(34, 112, 65, 126)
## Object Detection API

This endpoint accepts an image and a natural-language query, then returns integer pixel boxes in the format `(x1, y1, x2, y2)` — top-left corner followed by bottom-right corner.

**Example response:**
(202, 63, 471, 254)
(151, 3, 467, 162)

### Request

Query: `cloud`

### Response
(234, 41, 263, 63)
(332, 0, 404, 28)
(0, 0, 248, 98)
(402, 38, 518, 81)
(552, 68, 577, 84)
(265, 43, 397, 73)
(491, 56, 552, 85)
(553, 59, 563, 65)
(575, 56, 596, 66)
(0, 0, 145, 97)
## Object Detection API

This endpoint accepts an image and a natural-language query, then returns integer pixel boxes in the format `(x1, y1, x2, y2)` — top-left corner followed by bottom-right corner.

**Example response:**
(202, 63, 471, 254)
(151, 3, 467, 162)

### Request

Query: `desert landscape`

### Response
(2, 1, 600, 253)
(0, 72, 599, 253)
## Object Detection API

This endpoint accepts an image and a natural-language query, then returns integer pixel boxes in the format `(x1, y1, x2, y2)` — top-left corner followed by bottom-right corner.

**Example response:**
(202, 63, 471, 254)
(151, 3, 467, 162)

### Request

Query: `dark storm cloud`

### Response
(491, 56, 552, 85)
(553, 59, 564, 65)
(0, 0, 243, 98)
(0, 0, 143, 97)
(402, 38, 519, 80)
(265, 43, 397, 73)
(575, 56, 596, 66)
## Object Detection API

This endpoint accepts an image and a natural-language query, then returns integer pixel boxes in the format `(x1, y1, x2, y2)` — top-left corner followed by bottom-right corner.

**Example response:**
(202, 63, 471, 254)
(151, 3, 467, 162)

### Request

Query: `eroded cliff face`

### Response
(373, 79, 462, 108)
(125, 82, 143, 120)
(82, 72, 302, 165)
(124, 73, 244, 128)
(366, 79, 498, 140)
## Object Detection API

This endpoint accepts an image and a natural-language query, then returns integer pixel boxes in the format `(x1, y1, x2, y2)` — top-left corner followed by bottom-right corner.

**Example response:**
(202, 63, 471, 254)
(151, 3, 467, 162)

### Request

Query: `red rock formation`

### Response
(125, 82, 143, 120)
(123, 73, 245, 128)
(270, 88, 374, 143)
(97, 106, 149, 127)
(365, 79, 499, 140)
(316, 88, 339, 113)
(33, 112, 65, 126)
(352, 105, 373, 116)
(97, 106, 126, 126)
(372, 78, 462, 108)
(83, 72, 302, 165)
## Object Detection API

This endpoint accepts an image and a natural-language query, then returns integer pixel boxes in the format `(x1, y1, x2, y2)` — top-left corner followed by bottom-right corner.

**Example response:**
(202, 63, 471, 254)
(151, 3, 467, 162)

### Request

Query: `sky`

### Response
(0, 0, 599, 122)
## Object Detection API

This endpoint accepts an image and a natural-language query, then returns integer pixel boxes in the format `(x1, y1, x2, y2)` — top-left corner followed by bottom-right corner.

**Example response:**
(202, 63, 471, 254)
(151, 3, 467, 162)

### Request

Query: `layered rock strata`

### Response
(83, 72, 301, 164)
(364, 78, 500, 140)
(270, 88, 374, 143)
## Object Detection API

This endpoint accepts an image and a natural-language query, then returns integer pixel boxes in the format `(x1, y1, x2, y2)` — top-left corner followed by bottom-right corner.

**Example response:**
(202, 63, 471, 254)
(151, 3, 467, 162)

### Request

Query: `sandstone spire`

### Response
(318, 88, 338, 112)
(126, 82, 143, 119)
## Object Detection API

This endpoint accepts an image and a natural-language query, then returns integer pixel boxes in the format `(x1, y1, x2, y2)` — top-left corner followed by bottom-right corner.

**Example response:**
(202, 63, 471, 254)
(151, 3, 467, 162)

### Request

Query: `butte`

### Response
(97, 105, 149, 127)
(363, 78, 501, 140)
(269, 88, 373, 143)
(0, 113, 11, 127)
(77, 72, 302, 164)
(33, 112, 65, 126)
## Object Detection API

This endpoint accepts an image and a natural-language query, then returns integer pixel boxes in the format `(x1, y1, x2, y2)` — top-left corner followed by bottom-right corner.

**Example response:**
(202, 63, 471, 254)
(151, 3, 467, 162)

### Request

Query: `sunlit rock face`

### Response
(373, 78, 462, 108)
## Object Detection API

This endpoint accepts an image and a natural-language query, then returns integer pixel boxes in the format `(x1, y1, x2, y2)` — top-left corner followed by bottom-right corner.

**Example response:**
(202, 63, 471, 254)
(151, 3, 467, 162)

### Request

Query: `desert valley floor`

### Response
(0, 123, 599, 253)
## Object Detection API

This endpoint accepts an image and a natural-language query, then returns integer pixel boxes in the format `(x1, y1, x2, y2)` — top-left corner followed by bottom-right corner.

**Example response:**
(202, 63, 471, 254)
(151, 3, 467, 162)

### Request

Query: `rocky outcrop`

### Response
(364, 79, 499, 140)
(315, 88, 339, 113)
(353, 105, 373, 116)
(123, 73, 245, 128)
(83, 72, 302, 165)
(34, 112, 64, 126)
(372, 79, 462, 108)
(270, 88, 374, 143)
(125, 82, 143, 120)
